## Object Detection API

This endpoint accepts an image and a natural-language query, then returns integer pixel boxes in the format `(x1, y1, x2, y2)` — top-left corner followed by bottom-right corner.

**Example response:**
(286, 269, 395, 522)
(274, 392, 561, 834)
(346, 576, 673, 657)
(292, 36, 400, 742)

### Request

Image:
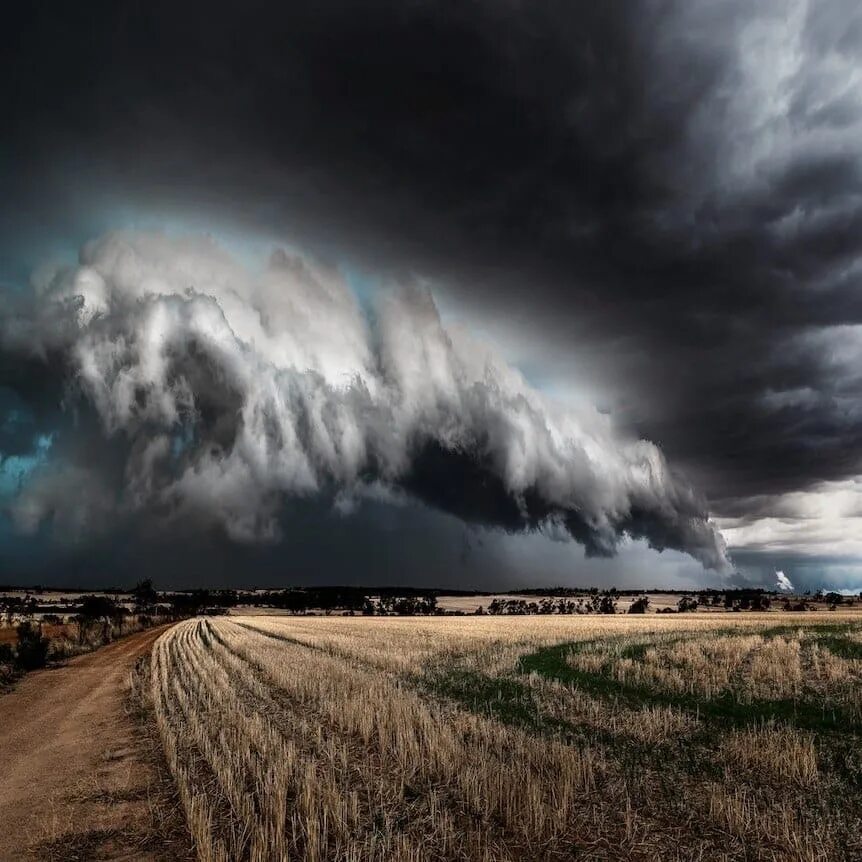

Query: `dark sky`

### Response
(1, 1, 861, 590)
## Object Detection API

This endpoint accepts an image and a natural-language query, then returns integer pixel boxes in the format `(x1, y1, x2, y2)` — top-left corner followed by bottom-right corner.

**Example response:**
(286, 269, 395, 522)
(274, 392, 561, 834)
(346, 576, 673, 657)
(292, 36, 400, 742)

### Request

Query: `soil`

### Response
(0, 625, 190, 861)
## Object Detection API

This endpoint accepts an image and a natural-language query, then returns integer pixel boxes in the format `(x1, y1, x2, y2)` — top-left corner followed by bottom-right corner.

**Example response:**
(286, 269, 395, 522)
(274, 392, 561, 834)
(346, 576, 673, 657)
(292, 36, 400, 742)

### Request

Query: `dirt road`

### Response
(0, 625, 187, 861)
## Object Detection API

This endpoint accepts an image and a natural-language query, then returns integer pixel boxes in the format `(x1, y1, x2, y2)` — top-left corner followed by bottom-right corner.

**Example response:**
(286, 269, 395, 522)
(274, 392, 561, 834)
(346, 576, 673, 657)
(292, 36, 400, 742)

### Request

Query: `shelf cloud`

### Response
(0, 232, 728, 571)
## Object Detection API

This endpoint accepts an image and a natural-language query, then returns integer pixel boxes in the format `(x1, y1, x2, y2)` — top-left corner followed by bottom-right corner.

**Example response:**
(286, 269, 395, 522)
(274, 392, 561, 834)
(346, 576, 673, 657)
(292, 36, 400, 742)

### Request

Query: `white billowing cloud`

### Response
(775, 570, 795, 592)
(0, 230, 729, 568)
(719, 477, 862, 557)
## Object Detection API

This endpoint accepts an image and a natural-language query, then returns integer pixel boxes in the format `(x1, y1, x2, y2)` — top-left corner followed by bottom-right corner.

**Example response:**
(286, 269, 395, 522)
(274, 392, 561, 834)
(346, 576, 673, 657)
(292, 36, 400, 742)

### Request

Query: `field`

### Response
(150, 613, 862, 861)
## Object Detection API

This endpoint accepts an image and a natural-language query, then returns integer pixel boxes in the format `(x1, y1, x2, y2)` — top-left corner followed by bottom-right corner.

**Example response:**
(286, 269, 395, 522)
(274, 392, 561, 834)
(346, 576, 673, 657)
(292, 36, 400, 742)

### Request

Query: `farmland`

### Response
(150, 613, 862, 861)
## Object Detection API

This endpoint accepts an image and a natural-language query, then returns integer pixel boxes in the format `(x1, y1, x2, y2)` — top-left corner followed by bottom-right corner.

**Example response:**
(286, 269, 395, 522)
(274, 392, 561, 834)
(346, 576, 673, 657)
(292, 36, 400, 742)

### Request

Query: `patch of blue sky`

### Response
(0, 232, 82, 294)
(509, 360, 553, 392)
(342, 266, 381, 322)
(0, 205, 109, 292)
(171, 424, 196, 459)
(0, 434, 53, 496)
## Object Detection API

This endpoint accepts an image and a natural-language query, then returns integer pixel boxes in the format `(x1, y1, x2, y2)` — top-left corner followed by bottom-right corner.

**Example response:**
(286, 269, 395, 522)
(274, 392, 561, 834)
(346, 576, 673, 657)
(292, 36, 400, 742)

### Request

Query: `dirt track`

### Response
(0, 625, 185, 861)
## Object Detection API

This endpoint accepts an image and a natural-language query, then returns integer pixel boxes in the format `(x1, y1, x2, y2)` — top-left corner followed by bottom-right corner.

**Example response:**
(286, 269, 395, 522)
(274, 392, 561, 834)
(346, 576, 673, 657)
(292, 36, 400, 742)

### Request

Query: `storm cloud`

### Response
(0, 231, 727, 570)
(2, 0, 861, 587)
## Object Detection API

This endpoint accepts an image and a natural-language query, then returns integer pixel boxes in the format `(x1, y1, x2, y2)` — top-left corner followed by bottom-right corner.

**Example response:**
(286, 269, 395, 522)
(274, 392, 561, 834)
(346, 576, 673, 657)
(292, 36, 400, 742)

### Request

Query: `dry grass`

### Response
(0, 621, 75, 646)
(721, 725, 819, 787)
(151, 613, 862, 860)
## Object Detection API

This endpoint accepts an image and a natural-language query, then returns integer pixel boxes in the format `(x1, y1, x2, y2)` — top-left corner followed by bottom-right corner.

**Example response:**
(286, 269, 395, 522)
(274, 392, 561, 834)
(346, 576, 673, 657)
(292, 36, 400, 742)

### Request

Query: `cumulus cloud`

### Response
(775, 570, 795, 592)
(0, 231, 728, 569)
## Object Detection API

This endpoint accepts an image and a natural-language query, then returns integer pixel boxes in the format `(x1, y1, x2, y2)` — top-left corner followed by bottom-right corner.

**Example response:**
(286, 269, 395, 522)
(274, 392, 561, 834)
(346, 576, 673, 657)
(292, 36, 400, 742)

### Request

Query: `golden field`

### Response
(149, 613, 862, 861)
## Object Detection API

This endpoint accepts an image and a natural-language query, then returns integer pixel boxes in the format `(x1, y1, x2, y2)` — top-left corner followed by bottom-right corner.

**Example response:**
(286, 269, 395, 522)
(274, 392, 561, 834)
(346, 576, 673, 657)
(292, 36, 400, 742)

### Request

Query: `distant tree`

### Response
(3, 593, 40, 621)
(15, 621, 50, 670)
(628, 596, 650, 614)
(76, 595, 122, 644)
(677, 596, 699, 613)
(131, 578, 158, 611)
(376, 595, 439, 615)
(168, 590, 224, 617)
(594, 593, 617, 614)
(751, 593, 771, 611)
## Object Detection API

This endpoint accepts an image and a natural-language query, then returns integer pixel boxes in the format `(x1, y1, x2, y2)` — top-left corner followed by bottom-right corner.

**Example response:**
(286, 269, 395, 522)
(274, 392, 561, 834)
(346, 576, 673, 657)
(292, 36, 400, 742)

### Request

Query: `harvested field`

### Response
(152, 613, 862, 861)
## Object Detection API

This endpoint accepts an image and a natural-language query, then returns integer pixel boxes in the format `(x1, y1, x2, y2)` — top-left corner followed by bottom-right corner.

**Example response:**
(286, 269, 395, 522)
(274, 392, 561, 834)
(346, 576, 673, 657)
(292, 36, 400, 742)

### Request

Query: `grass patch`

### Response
(518, 628, 862, 734)
(816, 634, 862, 660)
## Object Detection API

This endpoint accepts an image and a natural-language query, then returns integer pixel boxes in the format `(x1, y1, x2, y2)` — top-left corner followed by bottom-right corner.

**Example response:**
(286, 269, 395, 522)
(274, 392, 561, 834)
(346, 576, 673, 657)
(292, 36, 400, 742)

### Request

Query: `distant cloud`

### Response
(775, 570, 794, 592)
(718, 478, 862, 560)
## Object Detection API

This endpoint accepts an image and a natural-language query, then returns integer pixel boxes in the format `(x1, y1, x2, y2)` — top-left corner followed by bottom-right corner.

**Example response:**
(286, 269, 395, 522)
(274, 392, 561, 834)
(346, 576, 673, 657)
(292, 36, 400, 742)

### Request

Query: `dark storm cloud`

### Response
(6, 0, 861, 506)
(0, 231, 728, 576)
(2, 1, 862, 583)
